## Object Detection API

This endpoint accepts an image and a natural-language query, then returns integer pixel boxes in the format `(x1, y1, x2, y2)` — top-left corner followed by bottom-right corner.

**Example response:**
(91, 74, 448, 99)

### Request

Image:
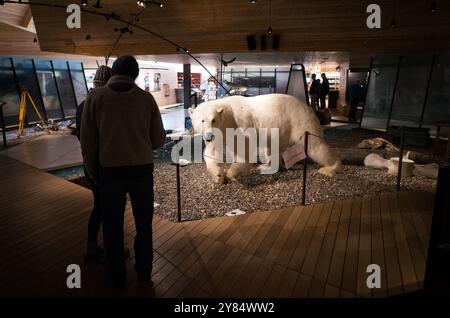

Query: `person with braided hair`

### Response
(76, 65, 114, 262)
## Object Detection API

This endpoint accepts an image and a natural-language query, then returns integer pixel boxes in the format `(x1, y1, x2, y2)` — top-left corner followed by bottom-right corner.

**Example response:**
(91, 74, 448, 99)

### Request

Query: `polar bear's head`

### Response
(188, 102, 226, 142)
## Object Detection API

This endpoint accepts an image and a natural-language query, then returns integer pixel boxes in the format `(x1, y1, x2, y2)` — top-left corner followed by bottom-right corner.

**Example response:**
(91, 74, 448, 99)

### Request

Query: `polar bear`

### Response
(188, 94, 341, 184)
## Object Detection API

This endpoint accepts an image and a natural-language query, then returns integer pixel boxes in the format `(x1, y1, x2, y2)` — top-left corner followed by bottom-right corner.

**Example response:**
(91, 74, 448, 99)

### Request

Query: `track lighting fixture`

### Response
(391, 18, 396, 27)
(176, 47, 189, 53)
(137, 1, 163, 8)
(431, 0, 437, 13)
(81, 0, 88, 6)
(115, 27, 133, 34)
(267, 26, 273, 35)
(250, 0, 257, 3)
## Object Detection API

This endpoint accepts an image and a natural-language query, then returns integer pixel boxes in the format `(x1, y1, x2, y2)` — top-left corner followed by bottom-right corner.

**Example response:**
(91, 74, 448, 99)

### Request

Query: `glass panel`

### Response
(260, 69, 275, 95)
(217, 71, 231, 97)
(389, 54, 434, 128)
(12, 57, 46, 123)
(361, 57, 399, 130)
(68, 61, 88, 106)
(53, 60, 77, 117)
(275, 71, 289, 94)
(422, 52, 450, 124)
(286, 64, 307, 104)
(0, 57, 20, 126)
(346, 71, 369, 102)
(34, 59, 63, 120)
(244, 69, 261, 96)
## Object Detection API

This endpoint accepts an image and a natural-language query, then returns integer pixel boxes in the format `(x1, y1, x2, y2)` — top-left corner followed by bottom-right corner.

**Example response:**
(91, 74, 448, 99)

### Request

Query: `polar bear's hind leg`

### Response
(307, 138, 342, 177)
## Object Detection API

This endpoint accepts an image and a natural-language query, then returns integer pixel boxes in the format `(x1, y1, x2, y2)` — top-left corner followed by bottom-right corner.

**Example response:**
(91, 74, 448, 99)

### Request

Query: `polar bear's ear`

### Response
(188, 107, 195, 115)
(217, 107, 224, 114)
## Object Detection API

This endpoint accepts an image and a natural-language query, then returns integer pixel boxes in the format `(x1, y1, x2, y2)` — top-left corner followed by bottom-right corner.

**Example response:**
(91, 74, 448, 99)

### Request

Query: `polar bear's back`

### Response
(228, 94, 323, 145)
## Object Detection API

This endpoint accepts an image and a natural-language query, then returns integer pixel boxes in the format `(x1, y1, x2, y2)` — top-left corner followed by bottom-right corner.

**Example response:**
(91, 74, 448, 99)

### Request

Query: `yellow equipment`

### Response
(17, 88, 47, 137)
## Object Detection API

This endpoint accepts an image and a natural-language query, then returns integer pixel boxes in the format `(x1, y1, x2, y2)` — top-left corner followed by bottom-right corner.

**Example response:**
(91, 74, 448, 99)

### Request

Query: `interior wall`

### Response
(86, 62, 215, 107)
(338, 62, 350, 106)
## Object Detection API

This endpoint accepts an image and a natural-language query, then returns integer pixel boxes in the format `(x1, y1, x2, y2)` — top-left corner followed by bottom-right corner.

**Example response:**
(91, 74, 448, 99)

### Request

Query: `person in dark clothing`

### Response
(76, 65, 113, 261)
(319, 73, 330, 109)
(81, 55, 166, 288)
(309, 74, 320, 110)
(348, 80, 362, 122)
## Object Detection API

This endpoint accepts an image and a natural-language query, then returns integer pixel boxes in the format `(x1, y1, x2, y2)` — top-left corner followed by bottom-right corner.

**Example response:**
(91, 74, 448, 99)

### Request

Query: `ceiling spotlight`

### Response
(93, 0, 102, 9)
(250, 0, 257, 3)
(86, 34, 91, 40)
(33, 38, 38, 44)
(267, 26, 273, 35)
(81, 0, 88, 6)
(431, 0, 437, 13)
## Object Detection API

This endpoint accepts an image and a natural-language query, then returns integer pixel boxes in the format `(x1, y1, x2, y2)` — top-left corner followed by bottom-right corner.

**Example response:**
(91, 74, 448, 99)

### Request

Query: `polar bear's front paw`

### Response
(225, 171, 239, 183)
(318, 166, 336, 177)
(209, 169, 225, 184)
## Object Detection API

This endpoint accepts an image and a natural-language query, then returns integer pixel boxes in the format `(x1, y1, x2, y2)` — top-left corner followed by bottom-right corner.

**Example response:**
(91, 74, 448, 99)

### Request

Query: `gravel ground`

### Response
(71, 162, 436, 222)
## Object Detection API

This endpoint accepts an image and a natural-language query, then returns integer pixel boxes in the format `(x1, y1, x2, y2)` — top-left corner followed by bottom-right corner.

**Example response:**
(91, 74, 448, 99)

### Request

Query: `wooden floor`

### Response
(0, 154, 434, 298)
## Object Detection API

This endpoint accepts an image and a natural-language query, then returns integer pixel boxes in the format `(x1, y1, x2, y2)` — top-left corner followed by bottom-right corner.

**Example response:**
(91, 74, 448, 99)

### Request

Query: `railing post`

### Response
(302, 131, 309, 206)
(397, 126, 405, 192)
(0, 102, 7, 148)
(176, 162, 182, 222)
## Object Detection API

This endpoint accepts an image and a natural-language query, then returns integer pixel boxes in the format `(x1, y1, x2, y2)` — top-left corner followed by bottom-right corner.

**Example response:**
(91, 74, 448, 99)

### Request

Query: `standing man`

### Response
(309, 74, 320, 110)
(81, 55, 166, 288)
(319, 73, 330, 109)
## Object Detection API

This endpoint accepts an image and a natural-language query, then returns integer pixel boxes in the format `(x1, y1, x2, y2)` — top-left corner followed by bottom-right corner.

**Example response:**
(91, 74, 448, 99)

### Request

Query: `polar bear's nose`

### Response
(204, 130, 213, 141)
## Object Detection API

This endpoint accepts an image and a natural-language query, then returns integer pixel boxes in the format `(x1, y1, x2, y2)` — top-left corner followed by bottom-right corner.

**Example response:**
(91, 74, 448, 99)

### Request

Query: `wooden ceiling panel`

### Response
(5, 0, 450, 57)
(0, 3, 29, 26)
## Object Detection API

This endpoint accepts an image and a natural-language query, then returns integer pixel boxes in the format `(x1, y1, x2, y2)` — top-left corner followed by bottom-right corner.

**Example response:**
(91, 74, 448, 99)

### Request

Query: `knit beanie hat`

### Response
(112, 55, 140, 80)
(93, 65, 113, 88)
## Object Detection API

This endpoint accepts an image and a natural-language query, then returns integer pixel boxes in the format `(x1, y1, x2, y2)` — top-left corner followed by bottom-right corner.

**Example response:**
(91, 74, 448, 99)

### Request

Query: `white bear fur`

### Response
(189, 94, 342, 184)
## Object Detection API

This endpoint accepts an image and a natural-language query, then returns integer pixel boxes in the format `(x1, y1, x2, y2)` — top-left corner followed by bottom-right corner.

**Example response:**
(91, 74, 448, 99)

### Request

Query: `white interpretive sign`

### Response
(281, 143, 306, 170)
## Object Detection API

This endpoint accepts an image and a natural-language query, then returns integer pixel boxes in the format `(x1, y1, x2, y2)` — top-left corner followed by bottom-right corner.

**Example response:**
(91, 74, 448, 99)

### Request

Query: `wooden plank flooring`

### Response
(0, 154, 434, 298)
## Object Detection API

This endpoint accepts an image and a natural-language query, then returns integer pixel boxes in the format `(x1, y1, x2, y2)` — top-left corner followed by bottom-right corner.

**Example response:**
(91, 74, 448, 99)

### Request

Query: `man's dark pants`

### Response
(99, 164, 154, 285)
(319, 95, 327, 109)
(348, 99, 359, 122)
(84, 167, 102, 243)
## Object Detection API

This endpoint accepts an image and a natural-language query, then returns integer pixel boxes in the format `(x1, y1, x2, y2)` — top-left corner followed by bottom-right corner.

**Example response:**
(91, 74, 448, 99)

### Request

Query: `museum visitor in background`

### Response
(309, 73, 320, 110)
(81, 55, 166, 289)
(319, 73, 330, 109)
